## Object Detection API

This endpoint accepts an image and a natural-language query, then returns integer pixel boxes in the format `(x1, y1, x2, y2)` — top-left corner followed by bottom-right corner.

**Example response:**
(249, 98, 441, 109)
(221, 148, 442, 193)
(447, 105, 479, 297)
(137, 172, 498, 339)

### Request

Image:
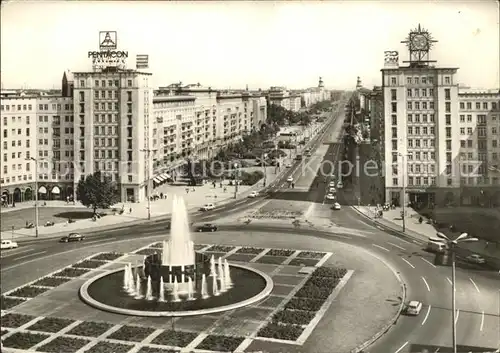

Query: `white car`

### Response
(332, 202, 341, 210)
(200, 203, 215, 211)
(248, 191, 259, 198)
(285, 162, 292, 168)
(287, 176, 293, 183)
(466, 254, 486, 264)
(329, 181, 336, 187)
(326, 193, 336, 200)
(406, 301, 423, 316)
(1, 240, 19, 250)
(336, 181, 343, 189)
(329, 187, 336, 193)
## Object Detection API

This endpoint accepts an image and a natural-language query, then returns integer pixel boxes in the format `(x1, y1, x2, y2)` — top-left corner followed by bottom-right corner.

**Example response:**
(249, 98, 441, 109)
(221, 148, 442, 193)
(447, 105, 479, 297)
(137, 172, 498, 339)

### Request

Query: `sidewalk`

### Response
(0, 166, 280, 241)
(352, 205, 500, 261)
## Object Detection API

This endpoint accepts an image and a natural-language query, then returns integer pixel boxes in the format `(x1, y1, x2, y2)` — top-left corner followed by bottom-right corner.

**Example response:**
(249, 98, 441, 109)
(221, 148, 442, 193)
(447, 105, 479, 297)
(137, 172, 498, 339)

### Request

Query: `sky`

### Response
(1, 1, 499, 91)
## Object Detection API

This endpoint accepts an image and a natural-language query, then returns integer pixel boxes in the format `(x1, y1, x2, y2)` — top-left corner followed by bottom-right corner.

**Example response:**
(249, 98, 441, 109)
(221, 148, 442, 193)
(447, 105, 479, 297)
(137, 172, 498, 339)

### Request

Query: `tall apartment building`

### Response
(72, 67, 154, 203)
(381, 25, 500, 207)
(301, 77, 329, 107)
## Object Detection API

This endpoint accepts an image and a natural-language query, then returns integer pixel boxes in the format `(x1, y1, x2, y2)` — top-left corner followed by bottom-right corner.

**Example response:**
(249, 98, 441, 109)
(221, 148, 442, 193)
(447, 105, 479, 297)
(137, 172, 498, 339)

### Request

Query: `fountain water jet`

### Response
(159, 276, 165, 302)
(217, 257, 223, 279)
(123, 265, 129, 290)
(224, 259, 233, 289)
(212, 272, 219, 296)
(172, 278, 180, 302)
(145, 276, 154, 300)
(201, 274, 209, 299)
(134, 273, 143, 299)
(209, 255, 216, 277)
(187, 278, 195, 300)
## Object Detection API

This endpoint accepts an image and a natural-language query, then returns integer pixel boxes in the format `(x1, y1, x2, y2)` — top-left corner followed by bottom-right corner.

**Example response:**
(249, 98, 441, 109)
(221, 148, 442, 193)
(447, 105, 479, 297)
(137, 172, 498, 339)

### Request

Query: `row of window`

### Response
(3, 116, 31, 125)
(80, 79, 134, 88)
(459, 101, 498, 111)
(389, 76, 440, 86)
(3, 128, 31, 137)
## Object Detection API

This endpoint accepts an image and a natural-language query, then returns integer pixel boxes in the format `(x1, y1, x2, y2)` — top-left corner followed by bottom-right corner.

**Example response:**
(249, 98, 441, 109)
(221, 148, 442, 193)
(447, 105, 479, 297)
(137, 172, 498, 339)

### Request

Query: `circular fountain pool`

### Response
(79, 263, 273, 317)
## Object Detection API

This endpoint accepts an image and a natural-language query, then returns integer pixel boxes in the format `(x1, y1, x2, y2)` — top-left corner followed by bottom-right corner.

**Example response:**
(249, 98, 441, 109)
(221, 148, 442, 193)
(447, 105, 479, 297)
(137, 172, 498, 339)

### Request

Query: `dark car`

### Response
(195, 223, 218, 232)
(165, 221, 171, 230)
(59, 233, 85, 242)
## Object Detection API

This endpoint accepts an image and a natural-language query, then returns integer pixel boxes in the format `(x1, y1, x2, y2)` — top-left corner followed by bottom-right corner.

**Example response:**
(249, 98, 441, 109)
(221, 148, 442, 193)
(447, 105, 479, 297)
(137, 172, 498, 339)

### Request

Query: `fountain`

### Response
(159, 276, 165, 302)
(224, 259, 233, 289)
(201, 274, 208, 299)
(80, 194, 273, 317)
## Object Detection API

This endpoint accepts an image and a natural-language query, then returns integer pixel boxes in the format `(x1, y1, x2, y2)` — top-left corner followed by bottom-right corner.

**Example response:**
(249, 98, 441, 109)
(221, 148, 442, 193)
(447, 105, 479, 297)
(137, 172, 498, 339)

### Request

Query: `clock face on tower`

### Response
(412, 34, 428, 50)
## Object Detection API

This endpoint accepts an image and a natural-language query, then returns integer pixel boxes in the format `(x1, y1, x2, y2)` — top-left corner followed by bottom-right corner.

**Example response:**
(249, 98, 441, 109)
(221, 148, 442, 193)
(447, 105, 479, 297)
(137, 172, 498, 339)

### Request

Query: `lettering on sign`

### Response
(384, 51, 399, 64)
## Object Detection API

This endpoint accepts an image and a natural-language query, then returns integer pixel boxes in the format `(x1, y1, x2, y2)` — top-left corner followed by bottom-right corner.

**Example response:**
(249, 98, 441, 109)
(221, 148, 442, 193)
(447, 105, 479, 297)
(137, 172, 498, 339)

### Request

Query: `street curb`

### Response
(350, 250, 407, 353)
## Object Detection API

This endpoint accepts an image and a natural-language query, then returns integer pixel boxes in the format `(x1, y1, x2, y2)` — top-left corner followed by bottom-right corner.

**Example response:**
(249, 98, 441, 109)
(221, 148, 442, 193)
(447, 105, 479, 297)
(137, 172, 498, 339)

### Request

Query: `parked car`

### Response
(287, 176, 293, 183)
(59, 233, 85, 243)
(305, 151, 312, 157)
(285, 162, 292, 168)
(426, 240, 446, 253)
(200, 203, 215, 211)
(1, 240, 18, 250)
(248, 191, 259, 198)
(329, 187, 336, 193)
(326, 193, 336, 200)
(466, 254, 486, 264)
(336, 181, 343, 189)
(332, 202, 341, 210)
(196, 223, 218, 232)
(329, 181, 336, 187)
(406, 301, 423, 316)
(44, 221, 55, 227)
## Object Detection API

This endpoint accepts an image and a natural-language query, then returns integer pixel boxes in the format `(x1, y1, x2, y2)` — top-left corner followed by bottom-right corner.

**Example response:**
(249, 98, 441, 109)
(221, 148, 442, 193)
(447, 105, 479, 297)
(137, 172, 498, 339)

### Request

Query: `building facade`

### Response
(381, 25, 500, 207)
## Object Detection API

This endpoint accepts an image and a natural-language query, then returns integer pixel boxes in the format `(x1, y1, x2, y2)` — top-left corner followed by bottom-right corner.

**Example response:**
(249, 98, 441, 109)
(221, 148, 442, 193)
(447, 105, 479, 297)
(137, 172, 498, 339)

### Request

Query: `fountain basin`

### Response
(79, 263, 273, 317)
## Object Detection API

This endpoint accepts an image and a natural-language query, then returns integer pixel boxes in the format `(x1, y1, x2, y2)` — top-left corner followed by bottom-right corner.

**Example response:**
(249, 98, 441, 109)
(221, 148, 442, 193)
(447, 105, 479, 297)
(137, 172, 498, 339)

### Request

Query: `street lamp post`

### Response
(140, 148, 156, 220)
(398, 153, 408, 232)
(262, 153, 267, 187)
(26, 157, 39, 238)
(430, 232, 479, 353)
(233, 163, 239, 199)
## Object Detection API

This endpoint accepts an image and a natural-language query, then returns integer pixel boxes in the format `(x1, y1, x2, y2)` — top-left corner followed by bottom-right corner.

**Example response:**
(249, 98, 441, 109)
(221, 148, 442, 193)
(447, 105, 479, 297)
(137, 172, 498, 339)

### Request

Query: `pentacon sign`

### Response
(88, 51, 129, 59)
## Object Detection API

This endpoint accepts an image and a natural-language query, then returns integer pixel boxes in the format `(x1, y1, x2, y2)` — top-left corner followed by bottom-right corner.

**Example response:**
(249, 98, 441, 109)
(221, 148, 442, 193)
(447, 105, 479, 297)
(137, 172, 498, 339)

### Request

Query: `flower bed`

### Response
(295, 282, 336, 300)
(135, 248, 161, 256)
(151, 329, 197, 347)
(72, 260, 107, 269)
(288, 258, 319, 267)
(32, 276, 72, 287)
(1, 331, 50, 350)
(27, 317, 74, 333)
(258, 322, 304, 341)
(1, 296, 26, 310)
(150, 242, 163, 248)
(296, 251, 326, 259)
(1, 313, 36, 328)
(8, 285, 49, 298)
(194, 244, 210, 250)
(52, 267, 90, 278)
(266, 249, 295, 257)
(236, 247, 265, 254)
(67, 321, 114, 337)
(206, 245, 234, 253)
(196, 335, 244, 352)
(312, 267, 347, 278)
(138, 346, 179, 353)
(285, 297, 324, 312)
(90, 252, 124, 261)
(84, 341, 133, 353)
(36, 336, 90, 353)
(108, 325, 156, 342)
(273, 309, 316, 326)
(256, 256, 287, 265)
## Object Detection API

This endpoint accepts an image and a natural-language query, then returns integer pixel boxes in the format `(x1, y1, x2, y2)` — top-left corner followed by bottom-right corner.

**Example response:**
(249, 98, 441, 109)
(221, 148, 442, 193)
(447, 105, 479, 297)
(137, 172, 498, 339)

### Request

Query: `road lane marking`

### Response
(401, 258, 415, 268)
(421, 257, 437, 268)
(422, 276, 431, 291)
(421, 305, 431, 325)
(388, 242, 406, 251)
(376, 225, 384, 230)
(372, 244, 390, 252)
(17, 251, 46, 261)
(480, 311, 484, 331)
(85, 237, 116, 245)
(455, 309, 460, 324)
(0, 247, 35, 258)
(394, 341, 409, 353)
(434, 349, 440, 353)
(446, 277, 452, 285)
(469, 278, 480, 293)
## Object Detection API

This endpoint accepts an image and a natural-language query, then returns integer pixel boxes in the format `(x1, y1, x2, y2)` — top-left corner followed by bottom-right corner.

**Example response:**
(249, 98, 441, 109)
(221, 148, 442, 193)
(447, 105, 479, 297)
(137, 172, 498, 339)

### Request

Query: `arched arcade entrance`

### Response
(13, 188, 21, 204)
(25, 187, 33, 201)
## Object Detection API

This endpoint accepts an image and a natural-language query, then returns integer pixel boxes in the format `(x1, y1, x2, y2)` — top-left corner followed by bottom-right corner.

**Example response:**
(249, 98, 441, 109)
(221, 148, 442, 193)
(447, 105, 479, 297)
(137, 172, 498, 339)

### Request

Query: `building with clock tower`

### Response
(381, 24, 461, 207)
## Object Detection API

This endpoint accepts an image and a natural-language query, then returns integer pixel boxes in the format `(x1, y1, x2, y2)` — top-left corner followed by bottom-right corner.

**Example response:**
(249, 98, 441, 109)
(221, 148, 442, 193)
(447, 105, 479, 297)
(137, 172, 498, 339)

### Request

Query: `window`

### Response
(444, 89, 450, 100)
(467, 102, 472, 109)
(79, 80, 85, 87)
(460, 115, 465, 123)
(414, 77, 419, 84)
(415, 114, 420, 123)
(392, 140, 397, 150)
(444, 76, 450, 84)
(430, 114, 435, 122)
(407, 114, 412, 123)
(79, 91, 84, 101)
(406, 77, 412, 84)
(460, 102, 465, 109)
(460, 140, 466, 147)
(445, 102, 451, 113)
(478, 115, 486, 124)
(391, 102, 397, 113)
(445, 114, 451, 125)
(127, 80, 132, 87)
(493, 102, 497, 110)
(422, 102, 427, 109)
(407, 102, 412, 110)
(391, 115, 397, 125)
(392, 127, 397, 138)
(408, 126, 413, 135)
(393, 178, 398, 186)
(476, 102, 481, 110)
(446, 127, 451, 138)
(391, 89, 397, 101)
(391, 77, 396, 85)
(407, 89, 412, 97)
(392, 153, 398, 163)
(446, 140, 451, 150)
(415, 102, 420, 110)
(422, 77, 427, 84)
(483, 102, 488, 110)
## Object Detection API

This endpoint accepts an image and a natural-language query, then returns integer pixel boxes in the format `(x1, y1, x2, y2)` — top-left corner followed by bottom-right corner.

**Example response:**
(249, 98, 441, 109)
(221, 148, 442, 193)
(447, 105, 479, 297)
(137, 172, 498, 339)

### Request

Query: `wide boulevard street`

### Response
(2, 103, 499, 353)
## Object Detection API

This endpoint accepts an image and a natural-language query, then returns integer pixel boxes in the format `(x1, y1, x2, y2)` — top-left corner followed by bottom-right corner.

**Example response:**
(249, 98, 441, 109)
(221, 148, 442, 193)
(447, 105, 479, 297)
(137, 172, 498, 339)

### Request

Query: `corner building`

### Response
(72, 67, 154, 202)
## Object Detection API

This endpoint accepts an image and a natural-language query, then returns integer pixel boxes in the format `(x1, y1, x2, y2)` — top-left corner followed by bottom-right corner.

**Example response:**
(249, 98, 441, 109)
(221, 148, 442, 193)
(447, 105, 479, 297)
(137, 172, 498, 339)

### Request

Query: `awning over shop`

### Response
(51, 186, 61, 194)
(38, 186, 47, 194)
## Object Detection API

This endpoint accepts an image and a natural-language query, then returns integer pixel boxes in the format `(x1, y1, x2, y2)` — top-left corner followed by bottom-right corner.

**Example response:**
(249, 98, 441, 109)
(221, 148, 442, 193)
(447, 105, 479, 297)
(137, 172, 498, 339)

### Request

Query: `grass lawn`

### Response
(0, 207, 94, 231)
